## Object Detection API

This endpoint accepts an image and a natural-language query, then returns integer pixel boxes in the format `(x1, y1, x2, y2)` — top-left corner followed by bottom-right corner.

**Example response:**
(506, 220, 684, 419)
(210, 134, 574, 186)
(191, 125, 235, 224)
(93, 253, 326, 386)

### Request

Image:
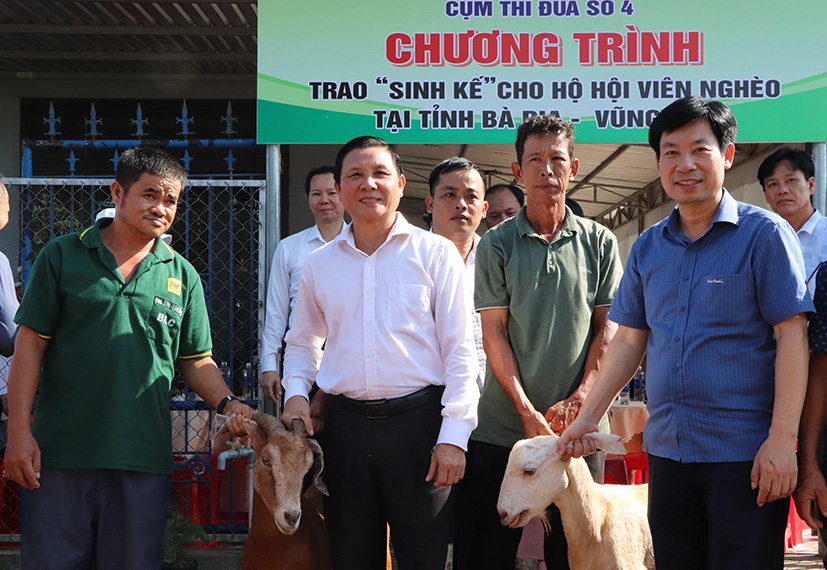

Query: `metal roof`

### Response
(0, 1, 257, 78)
(0, 1, 763, 227)
(394, 142, 666, 228)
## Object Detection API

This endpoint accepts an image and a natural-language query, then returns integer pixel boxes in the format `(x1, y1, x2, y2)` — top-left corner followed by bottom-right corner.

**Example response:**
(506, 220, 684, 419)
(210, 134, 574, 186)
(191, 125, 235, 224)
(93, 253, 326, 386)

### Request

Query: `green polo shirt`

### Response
(16, 220, 212, 474)
(473, 208, 622, 448)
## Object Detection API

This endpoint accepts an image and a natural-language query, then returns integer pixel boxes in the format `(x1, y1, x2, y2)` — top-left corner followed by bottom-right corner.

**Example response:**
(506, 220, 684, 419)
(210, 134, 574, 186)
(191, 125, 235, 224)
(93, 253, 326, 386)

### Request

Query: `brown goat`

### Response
(242, 413, 331, 570)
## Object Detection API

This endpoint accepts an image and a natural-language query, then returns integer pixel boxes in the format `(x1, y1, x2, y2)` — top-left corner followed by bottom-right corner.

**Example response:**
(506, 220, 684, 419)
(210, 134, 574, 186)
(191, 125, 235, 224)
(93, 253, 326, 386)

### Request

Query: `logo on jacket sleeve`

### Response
(167, 278, 182, 295)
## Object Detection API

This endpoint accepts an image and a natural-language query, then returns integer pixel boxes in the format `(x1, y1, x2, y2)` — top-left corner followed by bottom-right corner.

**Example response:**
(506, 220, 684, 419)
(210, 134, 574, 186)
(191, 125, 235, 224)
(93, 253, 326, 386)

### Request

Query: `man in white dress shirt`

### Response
(281, 136, 479, 570)
(758, 147, 827, 291)
(760, 149, 827, 567)
(425, 157, 488, 392)
(260, 166, 344, 404)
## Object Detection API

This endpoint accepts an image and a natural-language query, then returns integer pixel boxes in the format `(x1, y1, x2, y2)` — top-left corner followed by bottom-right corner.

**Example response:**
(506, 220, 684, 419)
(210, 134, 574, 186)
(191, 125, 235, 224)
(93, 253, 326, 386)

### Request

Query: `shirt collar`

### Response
(79, 218, 174, 261)
(798, 209, 823, 236)
(664, 188, 738, 238)
(306, 224, 325, 243)
(516, 205, 577, 242)
(429, 227, 480, 266)
(339, 212, 412, 252)
(465, 233, 481, 267)
(308, 221, 346, 244)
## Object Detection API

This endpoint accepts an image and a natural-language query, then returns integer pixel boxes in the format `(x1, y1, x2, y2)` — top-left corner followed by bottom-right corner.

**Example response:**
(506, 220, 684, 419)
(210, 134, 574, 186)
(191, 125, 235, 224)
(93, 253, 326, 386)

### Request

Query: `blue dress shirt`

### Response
(609, 190, 813, 463)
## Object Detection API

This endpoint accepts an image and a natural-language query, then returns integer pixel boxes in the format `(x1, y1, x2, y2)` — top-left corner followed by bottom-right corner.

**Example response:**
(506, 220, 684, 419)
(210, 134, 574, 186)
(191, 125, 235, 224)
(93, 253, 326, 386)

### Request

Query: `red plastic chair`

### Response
(604, 455, 630, 485)
(624, 452, 649, 484)
(785, 500, 806, 550)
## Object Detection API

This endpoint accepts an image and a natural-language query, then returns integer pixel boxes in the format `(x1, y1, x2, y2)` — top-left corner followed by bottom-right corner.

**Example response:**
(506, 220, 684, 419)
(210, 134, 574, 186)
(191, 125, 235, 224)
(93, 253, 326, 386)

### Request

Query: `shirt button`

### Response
(674, 336, 680, 342)
(673, 366, 679, 373)
(365, 321, 372, 326)
(683, 275, 689, 281)
(679, 306, 686, 312)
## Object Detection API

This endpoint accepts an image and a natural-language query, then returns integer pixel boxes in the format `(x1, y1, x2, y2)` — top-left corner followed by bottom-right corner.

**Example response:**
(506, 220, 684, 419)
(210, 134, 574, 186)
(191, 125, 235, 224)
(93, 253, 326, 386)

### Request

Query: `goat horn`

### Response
(251, 412, 284, 434)
(291, 418, 307, 435)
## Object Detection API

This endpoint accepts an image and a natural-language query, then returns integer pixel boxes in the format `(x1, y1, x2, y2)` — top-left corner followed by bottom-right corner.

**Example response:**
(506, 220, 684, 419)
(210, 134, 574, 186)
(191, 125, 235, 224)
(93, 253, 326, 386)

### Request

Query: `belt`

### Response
(332, 385, 444, 419)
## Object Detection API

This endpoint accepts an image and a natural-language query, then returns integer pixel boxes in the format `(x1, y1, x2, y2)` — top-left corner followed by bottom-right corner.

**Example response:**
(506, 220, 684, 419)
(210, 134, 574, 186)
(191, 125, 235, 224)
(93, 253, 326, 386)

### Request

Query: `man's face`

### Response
(426, 168, 487, 238)
(656, 118, 734, 208)
(0, 185, 9, 231)
(337, 146, 404, 226)
(511, 133, 578, 206)
(762, 161, 815, 221)
(485, 189, 521, 230)
(307, 173, 344, 225)
(111, 172, 180, 240)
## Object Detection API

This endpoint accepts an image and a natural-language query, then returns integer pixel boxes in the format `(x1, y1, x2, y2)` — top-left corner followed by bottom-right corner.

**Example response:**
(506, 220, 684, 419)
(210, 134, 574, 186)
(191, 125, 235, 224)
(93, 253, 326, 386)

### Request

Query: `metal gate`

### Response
(0, 98, 270, 541)
(0, 176, 267, 540)
(1, 175, 267, 540)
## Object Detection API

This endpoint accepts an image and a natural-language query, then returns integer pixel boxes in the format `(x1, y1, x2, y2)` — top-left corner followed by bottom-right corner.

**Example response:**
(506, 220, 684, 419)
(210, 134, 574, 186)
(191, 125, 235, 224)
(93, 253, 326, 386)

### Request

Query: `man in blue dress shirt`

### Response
(559, 97, 813, 570)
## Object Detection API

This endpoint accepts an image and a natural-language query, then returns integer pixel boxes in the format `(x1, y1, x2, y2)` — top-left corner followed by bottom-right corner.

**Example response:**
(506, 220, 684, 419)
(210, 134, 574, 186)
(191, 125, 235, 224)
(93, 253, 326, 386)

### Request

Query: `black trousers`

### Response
(647, 455, 789, 570)
(454, 439, 604, 570)
(320, 396, 453, 570)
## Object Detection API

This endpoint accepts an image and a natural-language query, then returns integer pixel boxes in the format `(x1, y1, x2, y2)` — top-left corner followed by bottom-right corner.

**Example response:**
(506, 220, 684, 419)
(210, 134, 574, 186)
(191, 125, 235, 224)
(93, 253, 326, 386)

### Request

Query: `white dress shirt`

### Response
(465, 234, 486, 392)
(283, 214, 480, 449)
(260, 224, 342, 373)
(797, 209, 827, 294)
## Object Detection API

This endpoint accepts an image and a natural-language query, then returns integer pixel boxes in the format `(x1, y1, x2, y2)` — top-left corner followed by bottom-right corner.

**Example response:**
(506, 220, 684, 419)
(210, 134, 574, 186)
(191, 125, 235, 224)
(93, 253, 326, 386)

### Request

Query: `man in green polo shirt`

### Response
(454, 115, 622, 570)
(4, 147, 254, 570)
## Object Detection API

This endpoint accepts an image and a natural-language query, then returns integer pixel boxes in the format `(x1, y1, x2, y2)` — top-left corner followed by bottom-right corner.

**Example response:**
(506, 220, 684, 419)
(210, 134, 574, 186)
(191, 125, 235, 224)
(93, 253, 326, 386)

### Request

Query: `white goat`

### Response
(497, 433, 654, 570)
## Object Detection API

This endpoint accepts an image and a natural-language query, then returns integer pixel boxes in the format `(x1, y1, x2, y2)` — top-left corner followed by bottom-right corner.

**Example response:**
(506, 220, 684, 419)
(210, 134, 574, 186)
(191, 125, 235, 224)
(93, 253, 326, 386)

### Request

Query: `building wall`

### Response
(611, 144, 799, 262)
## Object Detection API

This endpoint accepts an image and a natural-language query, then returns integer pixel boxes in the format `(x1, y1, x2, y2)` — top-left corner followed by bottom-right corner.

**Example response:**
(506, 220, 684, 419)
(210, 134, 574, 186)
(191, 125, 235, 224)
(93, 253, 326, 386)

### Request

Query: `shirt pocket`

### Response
(146, 297, 183, 346)
(694, 273, 750, 326)
(388, 284, 431, 334)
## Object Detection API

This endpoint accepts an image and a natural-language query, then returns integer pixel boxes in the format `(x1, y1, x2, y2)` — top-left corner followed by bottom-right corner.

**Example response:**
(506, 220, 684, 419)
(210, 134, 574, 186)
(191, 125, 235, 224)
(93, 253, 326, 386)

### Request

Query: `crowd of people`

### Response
(2, 95, 827, 570)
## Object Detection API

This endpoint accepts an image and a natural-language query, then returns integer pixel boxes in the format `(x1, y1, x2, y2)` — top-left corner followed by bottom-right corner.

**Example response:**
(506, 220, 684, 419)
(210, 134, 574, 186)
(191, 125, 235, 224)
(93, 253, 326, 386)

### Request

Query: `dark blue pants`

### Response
(21, 468, 170, 570)
(648, 455, 789, 570)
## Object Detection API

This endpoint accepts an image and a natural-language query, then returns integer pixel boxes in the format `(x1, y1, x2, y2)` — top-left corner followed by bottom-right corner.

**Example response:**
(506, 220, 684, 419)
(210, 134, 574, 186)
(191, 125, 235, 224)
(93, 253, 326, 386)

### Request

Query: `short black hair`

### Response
(648, 97, 737, 159)
(304, 166, 336, 196)
(334, 136, 403, 183)
(428, 157, 484, 196)
(116, 147, 187, 191)
(485, 183, 524, 206)
(515, 114, 576, 165)
(757, 147, 815, 190)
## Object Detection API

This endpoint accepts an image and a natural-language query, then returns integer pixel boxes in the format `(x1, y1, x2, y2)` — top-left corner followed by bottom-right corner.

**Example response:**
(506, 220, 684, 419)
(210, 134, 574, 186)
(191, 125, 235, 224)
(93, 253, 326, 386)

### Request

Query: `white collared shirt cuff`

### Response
(437, 418, 475, 451)
(260, 354, 280, 373)
(283, 379, 311, 403)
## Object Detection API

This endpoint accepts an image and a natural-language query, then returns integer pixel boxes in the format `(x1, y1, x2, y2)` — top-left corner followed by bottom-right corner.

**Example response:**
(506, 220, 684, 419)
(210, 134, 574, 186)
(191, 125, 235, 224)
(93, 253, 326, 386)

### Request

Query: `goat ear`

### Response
(307, 438, 329, 496)
(244, 420, 268, 450)
(545, 437, 565, 461)
(584, 432, 630, 455)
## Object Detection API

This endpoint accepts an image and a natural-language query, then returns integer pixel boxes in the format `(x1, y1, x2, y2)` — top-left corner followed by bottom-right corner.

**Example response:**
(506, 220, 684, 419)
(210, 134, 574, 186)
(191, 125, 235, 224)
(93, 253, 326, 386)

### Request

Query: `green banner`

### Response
(258, 0, 827, 144)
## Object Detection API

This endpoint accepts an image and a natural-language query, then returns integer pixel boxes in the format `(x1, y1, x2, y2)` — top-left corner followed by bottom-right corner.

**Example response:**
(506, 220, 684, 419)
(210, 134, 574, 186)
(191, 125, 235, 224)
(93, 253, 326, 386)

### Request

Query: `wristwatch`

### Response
(216, 395, 241, 415)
